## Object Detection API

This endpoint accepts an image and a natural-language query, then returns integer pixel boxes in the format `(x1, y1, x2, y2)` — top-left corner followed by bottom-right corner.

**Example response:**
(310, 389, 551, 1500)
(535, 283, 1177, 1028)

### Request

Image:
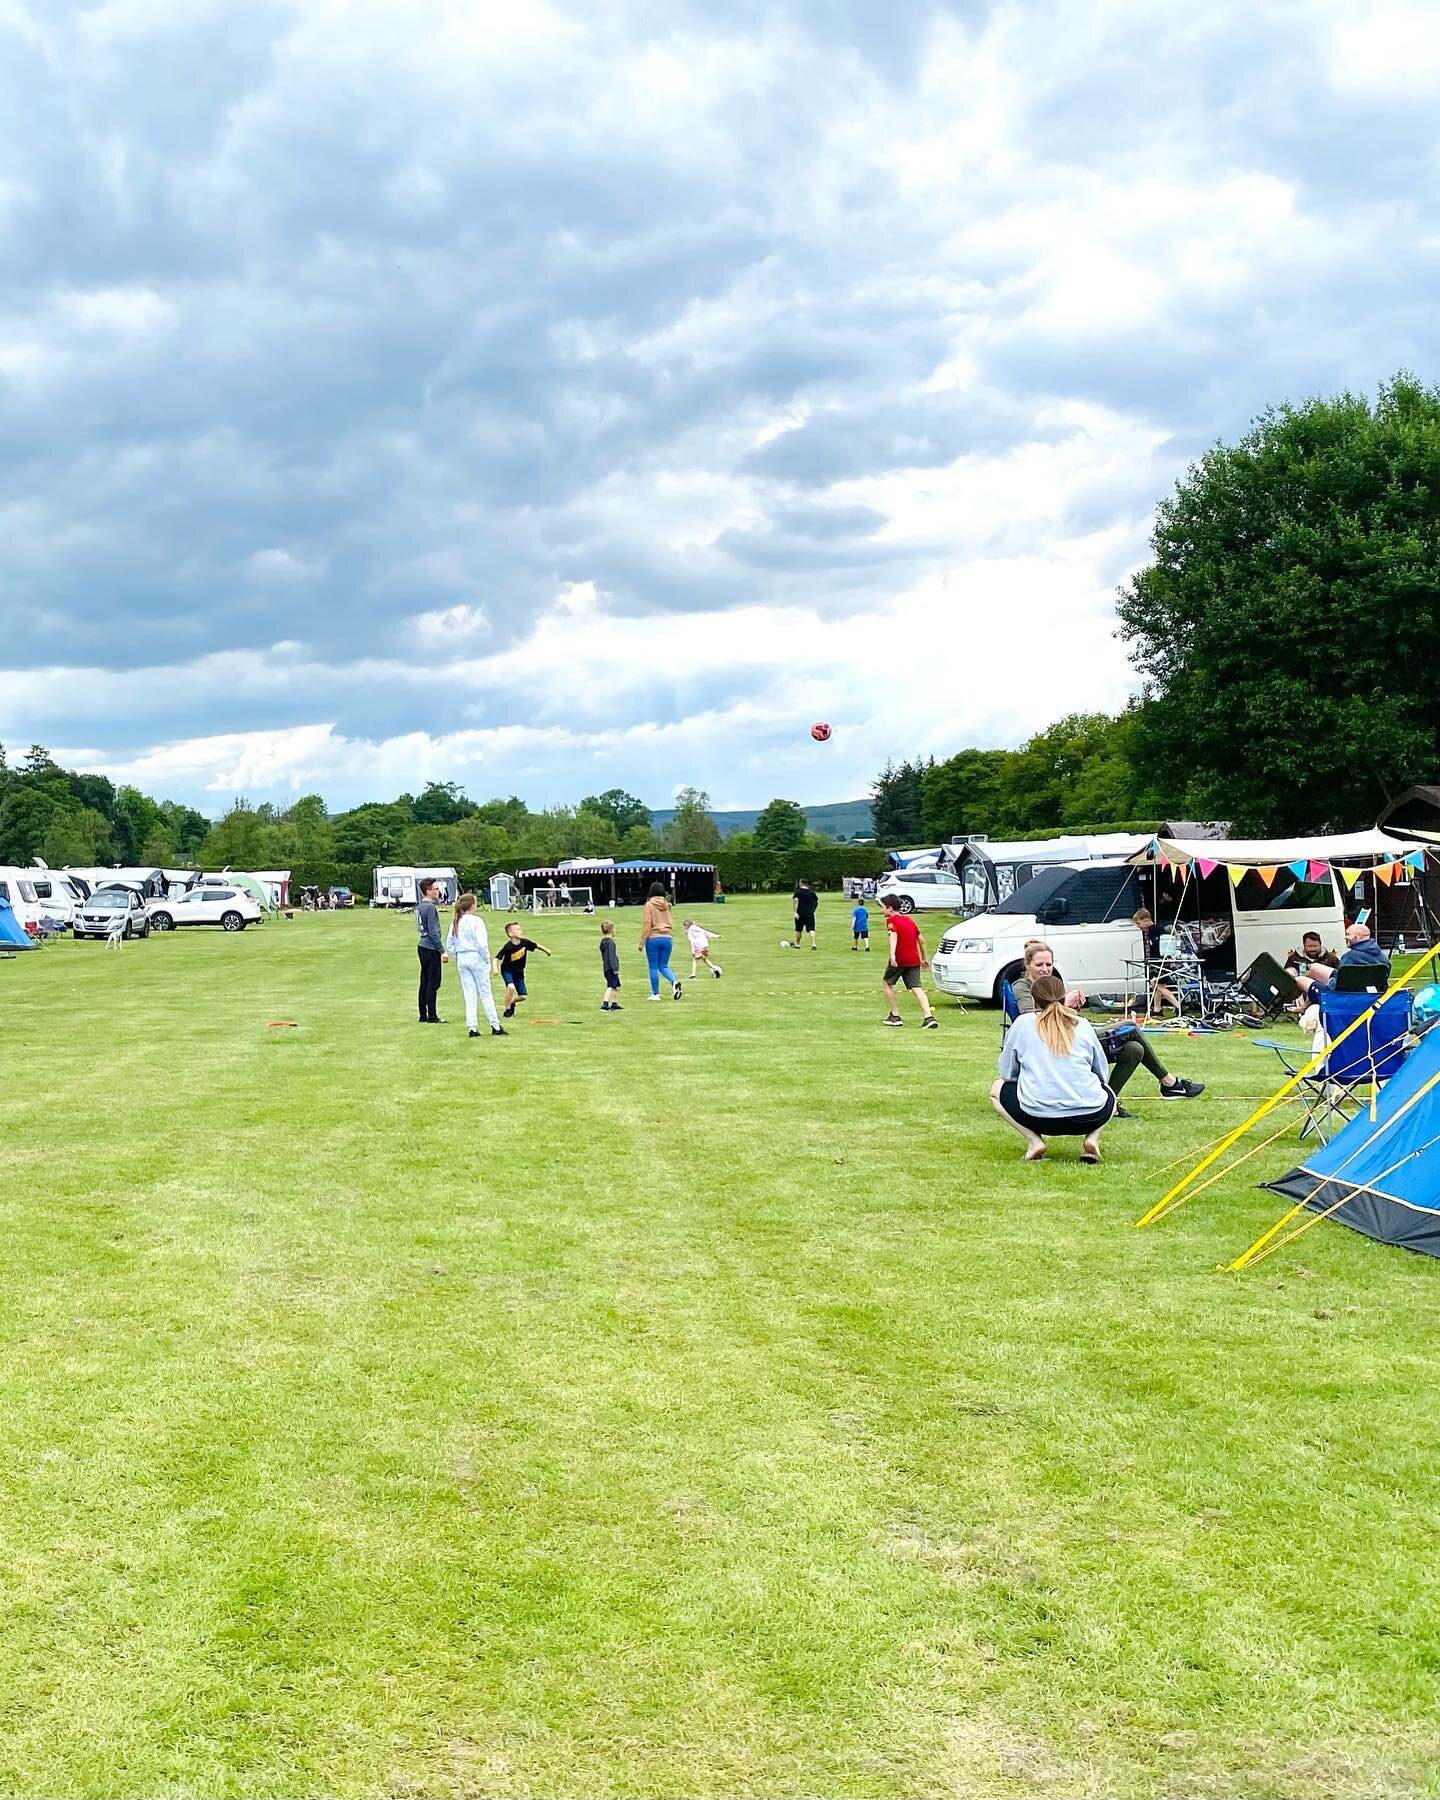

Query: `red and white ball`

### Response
(810, 721, 832, 742)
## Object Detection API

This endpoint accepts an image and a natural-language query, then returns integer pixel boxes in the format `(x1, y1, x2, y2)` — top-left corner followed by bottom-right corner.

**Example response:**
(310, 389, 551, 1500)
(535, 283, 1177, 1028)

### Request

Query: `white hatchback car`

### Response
(875, 868, 967, 914)
(148, 885, 262, 933)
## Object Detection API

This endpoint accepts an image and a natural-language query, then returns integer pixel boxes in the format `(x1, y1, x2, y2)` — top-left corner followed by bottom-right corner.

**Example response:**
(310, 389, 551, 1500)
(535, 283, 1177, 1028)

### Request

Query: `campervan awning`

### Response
(1134, 829, 1412, 868)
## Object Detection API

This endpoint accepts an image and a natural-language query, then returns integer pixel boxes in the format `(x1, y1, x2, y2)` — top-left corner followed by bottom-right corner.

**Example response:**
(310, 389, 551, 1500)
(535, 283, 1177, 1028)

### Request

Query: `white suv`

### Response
(876, 868, 966, 914)
(148, 886, 262, 932)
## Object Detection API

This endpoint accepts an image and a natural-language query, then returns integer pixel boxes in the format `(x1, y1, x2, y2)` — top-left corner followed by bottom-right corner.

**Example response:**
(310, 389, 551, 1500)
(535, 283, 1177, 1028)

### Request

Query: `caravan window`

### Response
(0, 879, 36, 904)
(32, 879, 51, 899)
(1234, 868, 1335, 912)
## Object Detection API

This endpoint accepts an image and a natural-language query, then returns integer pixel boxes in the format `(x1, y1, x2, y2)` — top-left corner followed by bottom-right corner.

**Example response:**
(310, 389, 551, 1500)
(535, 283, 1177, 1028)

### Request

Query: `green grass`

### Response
(1, 899, 1437, 1798)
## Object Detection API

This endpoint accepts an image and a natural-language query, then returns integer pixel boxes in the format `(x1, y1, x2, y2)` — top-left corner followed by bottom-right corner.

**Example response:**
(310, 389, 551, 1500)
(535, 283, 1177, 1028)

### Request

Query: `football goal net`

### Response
(529, 887, 595, 912)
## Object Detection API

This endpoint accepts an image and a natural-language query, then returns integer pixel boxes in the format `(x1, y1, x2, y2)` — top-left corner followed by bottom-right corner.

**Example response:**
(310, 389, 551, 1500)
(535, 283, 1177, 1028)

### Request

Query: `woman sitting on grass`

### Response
(991, 974, 1117, 1164)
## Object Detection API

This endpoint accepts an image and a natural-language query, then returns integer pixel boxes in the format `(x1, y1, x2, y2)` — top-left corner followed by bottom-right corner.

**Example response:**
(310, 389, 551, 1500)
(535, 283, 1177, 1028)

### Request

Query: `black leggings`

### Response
(996, 1079, 1116, 1137)
(1108, 1035, 1171, 1096)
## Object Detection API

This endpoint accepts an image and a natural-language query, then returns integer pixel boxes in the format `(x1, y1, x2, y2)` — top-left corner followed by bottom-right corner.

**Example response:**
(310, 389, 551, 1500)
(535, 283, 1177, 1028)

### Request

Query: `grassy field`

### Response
(2, 898, 1438, 1799)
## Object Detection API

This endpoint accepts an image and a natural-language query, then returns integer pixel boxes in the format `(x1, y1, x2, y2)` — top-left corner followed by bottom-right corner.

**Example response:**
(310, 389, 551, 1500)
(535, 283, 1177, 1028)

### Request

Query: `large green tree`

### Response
(1118, 375, 1440, 832)
(580, 788, 651, 836)
(662, 788, 721, 853)
(870, 759, 930, 844)
(753, 797, 808, 851)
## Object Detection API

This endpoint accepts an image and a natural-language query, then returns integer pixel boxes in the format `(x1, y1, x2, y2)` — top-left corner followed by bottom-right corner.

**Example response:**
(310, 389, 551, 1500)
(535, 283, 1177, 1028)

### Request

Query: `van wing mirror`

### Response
(1037, 898, 1069, 925)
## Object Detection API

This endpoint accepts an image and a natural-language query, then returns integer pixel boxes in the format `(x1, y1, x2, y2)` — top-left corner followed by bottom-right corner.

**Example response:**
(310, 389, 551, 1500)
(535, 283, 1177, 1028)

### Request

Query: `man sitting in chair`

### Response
(1013, 940, 1203, 1116)
(1293, 922, 1388, 1027)
(1285, 929, 1339, 977)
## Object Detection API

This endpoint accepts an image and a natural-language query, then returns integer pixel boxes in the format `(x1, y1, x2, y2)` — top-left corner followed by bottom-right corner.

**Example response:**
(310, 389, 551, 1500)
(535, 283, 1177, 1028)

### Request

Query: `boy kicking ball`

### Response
(684, 918, 723, 978)
(495, 920, 551, 1018)
(880, 895, 937, 1029)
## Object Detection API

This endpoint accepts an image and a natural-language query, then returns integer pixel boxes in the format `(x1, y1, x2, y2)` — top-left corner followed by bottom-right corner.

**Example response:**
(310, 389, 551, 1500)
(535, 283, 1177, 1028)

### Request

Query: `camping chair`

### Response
(1255, 988, 1412, 1144)
(999, 978, 1019, 1045)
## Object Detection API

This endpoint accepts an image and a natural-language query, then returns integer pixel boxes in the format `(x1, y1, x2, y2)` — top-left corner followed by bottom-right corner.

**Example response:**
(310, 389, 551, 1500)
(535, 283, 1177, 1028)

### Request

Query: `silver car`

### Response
(73, 884, 152, 941)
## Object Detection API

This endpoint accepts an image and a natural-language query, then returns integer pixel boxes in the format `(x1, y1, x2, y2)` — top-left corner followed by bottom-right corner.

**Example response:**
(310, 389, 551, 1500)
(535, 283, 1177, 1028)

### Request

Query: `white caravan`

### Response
(928, 829, 1400, 1003)
(0, 867, 44, 930)
(372, 865, 459, 907)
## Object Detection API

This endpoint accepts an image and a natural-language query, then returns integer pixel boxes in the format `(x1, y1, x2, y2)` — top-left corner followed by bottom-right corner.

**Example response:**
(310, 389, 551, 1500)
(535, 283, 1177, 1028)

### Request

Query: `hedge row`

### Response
(285, 845, 889, 902)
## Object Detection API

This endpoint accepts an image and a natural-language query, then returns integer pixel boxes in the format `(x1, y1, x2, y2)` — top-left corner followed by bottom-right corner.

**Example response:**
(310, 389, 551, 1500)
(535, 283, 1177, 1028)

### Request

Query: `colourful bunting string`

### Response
(1306, 859, 1328, 882)
(1336, 867, 1362, 890)
(1257, 865, 1280, 887)
(1228, 864, 1246, 887)
(1197, 858, 1218, 879)
(1374, 861, 1395, 886)
(1287, 860, 1308, 880)
(1408, 850, 1426, 872)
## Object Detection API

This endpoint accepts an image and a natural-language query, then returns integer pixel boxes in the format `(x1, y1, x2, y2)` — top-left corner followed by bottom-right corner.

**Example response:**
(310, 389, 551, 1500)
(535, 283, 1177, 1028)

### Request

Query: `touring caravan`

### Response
(0, 867, 43, 931)
(929, 830, 1400, 1003)
(372, 865, 459, 908)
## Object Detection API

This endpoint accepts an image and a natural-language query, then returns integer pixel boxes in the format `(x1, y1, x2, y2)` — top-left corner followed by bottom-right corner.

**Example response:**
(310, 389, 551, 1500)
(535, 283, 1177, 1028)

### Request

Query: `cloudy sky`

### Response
(2, 0, 1437, 814)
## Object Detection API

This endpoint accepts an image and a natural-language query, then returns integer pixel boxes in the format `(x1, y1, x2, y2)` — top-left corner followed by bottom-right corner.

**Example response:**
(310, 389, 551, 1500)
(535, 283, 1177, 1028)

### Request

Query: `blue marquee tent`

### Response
(0, 894, 34, 951)
(1265, 1025, 1440, 1259)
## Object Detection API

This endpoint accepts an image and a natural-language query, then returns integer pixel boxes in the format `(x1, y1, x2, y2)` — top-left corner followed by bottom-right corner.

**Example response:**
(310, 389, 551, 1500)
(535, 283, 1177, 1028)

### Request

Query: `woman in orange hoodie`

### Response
(639, 881, 682, 1002)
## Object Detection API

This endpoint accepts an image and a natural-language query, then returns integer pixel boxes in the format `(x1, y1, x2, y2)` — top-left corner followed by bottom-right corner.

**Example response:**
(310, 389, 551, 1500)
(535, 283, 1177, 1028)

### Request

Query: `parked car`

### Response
(328, 887, 354, 908)
(73, 884, 152, 940)
(875, 868, 967, 914)
(148, 886, 263, 932)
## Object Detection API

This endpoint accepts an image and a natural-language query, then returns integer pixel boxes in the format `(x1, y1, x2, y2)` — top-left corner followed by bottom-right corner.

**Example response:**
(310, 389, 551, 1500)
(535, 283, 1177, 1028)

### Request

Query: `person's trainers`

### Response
(491, 1027, 507, 1036)
(921, 1016, 938, 1030)
(713, 966, 722, 977)
(1182, 1078, 1206, 1096)
(1161, 1079, 1203, 1099)
(503, 1003, 515, 1018)
(1115, 1104, 1135, 1119)
(672, 980, 683, 1000)
(883, 1014, 903, 1028)
(468, 1029, 480, 1038)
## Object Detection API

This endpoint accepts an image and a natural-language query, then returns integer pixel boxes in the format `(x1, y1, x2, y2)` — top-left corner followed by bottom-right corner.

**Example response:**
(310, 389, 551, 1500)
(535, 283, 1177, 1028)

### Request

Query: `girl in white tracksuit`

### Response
(447, 894, 505, 1038)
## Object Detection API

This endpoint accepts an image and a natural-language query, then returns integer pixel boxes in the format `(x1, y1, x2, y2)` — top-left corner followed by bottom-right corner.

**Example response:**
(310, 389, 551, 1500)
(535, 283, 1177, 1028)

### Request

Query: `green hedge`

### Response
(284, 846, 889, 903)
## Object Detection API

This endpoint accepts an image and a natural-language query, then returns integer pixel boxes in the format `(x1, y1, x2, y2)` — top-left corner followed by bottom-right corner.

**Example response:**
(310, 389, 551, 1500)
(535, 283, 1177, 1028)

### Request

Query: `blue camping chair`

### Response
(1256, 987, 1412, 1143)
(999, 978, 1019, 1045)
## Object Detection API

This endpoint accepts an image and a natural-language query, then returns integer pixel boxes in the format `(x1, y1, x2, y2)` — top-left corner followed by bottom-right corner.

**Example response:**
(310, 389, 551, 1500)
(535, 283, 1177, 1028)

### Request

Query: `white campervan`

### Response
(930, 839, 1360, 1003)
(371, 865, 459, 907)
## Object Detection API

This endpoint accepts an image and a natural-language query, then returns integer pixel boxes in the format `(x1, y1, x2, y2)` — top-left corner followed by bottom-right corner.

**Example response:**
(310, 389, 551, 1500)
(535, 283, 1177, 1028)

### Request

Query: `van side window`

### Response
(1234, 869, 1335, 911)
(1055, 866, 1142, 924)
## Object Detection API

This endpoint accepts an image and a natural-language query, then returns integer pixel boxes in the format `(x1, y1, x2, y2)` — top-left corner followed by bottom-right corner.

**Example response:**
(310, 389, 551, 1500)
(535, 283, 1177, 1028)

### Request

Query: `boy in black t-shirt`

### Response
(496, 921, 552, 1018)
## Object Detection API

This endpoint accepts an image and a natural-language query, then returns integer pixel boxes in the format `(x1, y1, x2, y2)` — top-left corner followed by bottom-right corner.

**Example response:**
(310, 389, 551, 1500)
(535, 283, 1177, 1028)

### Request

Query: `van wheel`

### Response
(222, 912, 244, 931)
(897, 896, 915, 914)
(994, 961, 1025, 1004)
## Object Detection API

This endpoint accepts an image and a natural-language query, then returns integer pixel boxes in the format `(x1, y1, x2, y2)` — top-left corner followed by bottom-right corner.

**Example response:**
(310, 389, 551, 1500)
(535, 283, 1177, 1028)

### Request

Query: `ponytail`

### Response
(1028, 973, 1079, 1056)
(452, 892, 476, 939)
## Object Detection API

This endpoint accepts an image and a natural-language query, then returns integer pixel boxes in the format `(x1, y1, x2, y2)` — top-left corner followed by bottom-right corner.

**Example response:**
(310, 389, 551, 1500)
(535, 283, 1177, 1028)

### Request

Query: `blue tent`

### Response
(1265, 1025, 1440, 1258)
(0, 894, 34, 951)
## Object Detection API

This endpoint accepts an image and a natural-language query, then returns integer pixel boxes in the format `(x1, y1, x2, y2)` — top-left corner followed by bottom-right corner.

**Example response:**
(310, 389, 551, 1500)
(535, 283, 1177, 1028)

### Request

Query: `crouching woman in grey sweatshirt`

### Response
(992, 974, 1116, 1164)
(447, 893, 505, 1038)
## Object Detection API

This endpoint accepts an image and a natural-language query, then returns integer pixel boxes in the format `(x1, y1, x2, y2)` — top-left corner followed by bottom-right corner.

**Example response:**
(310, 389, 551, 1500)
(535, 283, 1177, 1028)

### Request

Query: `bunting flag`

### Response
(1408, 850, 1427, 873)
(1307, 859, 1329, 882)
(1287, 860, 1308, 880)
(1228, 863, 1246, 887)
(1336, 866, 1362, 890)
(1157, 853, 1169, 871)
(1374, 861, 1396, 886)
(1258, 865, 1280, 887)
(1197, 858, 1218, 879)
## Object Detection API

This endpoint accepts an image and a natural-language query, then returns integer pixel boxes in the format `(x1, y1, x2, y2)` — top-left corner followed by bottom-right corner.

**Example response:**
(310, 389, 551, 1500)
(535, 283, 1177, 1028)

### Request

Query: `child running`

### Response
(881, 894, 937, 1029)
(851, 897, 870, 951)
(684, 917, 723, 978)
(599, 919, 623, 1012)
(495, 920, 551, 1018)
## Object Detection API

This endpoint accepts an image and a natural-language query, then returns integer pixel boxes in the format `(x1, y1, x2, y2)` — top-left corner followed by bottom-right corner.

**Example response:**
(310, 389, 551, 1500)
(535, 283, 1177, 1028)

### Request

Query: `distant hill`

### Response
(649, 798, 874, 841)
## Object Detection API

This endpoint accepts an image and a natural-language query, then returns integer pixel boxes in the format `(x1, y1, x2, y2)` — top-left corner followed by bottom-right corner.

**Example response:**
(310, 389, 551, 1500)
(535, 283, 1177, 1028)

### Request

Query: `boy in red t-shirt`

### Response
(881, 896, 937, 1029)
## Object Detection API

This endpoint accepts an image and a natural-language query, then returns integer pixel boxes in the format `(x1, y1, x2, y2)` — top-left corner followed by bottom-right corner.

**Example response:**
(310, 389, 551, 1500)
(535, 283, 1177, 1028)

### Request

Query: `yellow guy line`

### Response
(1136, 943, 1440, 1229)
(1154, 1097, 1304, 1175)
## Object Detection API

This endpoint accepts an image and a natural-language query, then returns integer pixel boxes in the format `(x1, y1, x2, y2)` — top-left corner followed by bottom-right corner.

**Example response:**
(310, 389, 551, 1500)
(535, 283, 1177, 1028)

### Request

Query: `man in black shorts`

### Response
(792, 879, 818, 949)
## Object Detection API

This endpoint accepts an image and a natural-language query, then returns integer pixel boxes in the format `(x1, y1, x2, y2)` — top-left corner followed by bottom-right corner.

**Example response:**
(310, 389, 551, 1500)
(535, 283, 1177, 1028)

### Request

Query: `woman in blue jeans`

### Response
(639, 881, 682, 1001)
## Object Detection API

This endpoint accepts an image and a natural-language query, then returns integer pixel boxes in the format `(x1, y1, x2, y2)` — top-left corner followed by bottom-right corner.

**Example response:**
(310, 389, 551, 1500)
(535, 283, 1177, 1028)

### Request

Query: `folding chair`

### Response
(1254, 988, 1412, 1143)
(999, 978, 1019, 1045)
